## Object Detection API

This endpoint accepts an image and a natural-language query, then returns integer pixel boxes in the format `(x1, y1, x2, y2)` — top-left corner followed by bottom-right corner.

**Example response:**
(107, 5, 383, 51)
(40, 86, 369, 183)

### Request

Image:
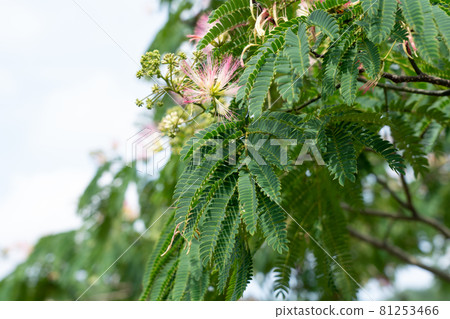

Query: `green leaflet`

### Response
(238, 170, 258, 235)
(273, 223, 306, 298)
(174, 129, 243, 235)
(368, 0, 397, 44)
(400, 0, 425, 34)
(432, 5, 450, 51)
(421, 121, 443, 154)
(209, 0, 249, 23)
(199, 173, 238, 266)
(189, 270, 210, 301)
(322, 44, 343, 97)
(198, 9, 249, 49)
(339, 46, 359, 106)
(358, 39, 381, 79)
(215, 199, 241, 292)
(284, 23, 310, 78)
(182, 164, 239, 244)
(171, 250, 191, 300)
(236, 51, 263, 102)
(225, 240, 253, 300)
(320, 202, 358, 299)
(307, 9, 339, 40)
(274, 52, 303, 105)
(275, 169, 318, 298)
(236, 17, 305, 110)
(216, 26, 250, 57)
(361, 0, 379, 18)
(248, 111, 305, 140)
(325, 125, 358, 186)
(350, 124, 405, 175)
(247, 159, 281, 203)
(248, 54, 276, 117)
(390, 115, 429, 177)
(151, 258, 179, 301)
(139, 215, 181, 301)
(413, 0, 439, 64)
(237, 30, 287, 103)
(258, 192, 289, 254)
(179, 121, 235, 160)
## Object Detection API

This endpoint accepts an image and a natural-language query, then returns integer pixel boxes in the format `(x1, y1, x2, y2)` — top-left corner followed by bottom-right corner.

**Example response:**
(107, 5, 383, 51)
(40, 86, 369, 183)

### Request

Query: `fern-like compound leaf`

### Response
(339, 46, 359, 105)
(307, 9, 339, 40)
(238, 170, 258, 235)
(284, 23, 310, 78)
(368, 0, 397, 44)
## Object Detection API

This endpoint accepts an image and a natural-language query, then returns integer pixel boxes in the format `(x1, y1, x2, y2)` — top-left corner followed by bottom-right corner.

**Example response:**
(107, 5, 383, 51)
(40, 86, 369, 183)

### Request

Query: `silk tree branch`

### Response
(407, 56, 423, 76)
(374, 177, 450, 238)
(310, 48, 450, 88)
(399, 174, 418, 217)
(381, 72, 450, 88)
(341, 204, 450, 239)
(348, 227, 450, 282)
(357, 78, 450, 96)
(375, 177, 411, 211)
(288, 94, 322, 113)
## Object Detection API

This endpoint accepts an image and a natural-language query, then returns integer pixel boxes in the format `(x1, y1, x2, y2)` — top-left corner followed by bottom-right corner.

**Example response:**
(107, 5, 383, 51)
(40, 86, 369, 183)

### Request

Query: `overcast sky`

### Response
(0, 0, 166, 277)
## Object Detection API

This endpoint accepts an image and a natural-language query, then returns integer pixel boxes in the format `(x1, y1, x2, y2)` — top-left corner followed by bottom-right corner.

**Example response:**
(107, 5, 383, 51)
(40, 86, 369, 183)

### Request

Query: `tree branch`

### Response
(404, 44, 423, 76)
(399, 174, 418, 217)
(357, 77, 450, 96)
(341, 204, 450, 239)
(348, 227, 450, 282)
(288, 94, 322, 113)
(375, 177, 411, 211)
(381, 72, 450, 88)
(408, 56, 423, 76)
(310, 49, 324, 59)
(313, 44, 450, 88)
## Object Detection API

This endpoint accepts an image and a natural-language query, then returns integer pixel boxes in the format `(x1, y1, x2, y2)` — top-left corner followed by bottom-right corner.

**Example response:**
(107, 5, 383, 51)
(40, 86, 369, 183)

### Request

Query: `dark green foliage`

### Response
(307, 10, 339, 40)
(367, 0, 397, 44)
(325, 125, 358, 185)
(5, 0, 450, 303)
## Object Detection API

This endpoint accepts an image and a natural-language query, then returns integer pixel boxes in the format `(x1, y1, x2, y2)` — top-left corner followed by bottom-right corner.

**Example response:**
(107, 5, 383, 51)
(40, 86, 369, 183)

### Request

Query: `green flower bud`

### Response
(177, 52, 187, 60)
(145, 98, 153, 109)
(152, 84, 160, 94)
(135, 99, 144, 107)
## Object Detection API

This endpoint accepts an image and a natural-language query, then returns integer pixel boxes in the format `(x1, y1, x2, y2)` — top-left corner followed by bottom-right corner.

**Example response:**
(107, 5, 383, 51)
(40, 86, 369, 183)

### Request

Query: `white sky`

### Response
(0, 0, 437, 299)
(0, 0, 166, 277)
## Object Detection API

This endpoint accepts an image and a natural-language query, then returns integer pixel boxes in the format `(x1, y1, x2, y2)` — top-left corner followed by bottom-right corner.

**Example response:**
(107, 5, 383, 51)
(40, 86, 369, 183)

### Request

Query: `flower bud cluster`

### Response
(158, 108, 186, 137)
(136, 50, 161, 79)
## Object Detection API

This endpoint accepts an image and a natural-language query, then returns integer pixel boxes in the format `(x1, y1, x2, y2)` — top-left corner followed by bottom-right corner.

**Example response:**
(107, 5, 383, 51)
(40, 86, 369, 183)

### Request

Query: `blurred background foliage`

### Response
(0, 0, 449, 300)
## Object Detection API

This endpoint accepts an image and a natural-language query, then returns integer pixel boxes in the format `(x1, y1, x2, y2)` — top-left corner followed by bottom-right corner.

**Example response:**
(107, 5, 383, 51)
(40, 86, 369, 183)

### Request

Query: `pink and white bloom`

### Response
(187, 14, 215, 43)
(187, 14, 216, 53)
(403, 27, 417, 58)
(255, 8, 271, 37)
(181, 54, 240, 120)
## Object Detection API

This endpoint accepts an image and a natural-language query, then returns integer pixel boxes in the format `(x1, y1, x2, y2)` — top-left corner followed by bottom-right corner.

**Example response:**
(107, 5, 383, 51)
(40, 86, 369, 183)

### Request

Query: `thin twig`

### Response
(408, 57, 423, 76)
(311, 45, 450, 87)
(381, 72, 450, 88)
(375, 177, 411, 211)
(288, 94, 322, 113)
(310, 49, 324, 59)
(348, 227, 450, 282)
(399, 174, 418, 217)
(341, 204, 450, 239)
(358, 77, 450, 96)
